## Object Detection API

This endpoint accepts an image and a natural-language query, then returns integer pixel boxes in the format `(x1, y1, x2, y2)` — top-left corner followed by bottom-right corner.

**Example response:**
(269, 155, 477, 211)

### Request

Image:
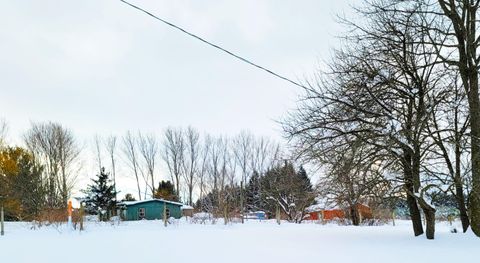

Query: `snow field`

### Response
(0, 220, 478, 263)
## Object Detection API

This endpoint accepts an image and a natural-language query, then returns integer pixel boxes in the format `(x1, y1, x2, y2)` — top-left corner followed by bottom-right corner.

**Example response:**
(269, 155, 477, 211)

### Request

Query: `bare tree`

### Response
(250, 137, 281, 175)
(106, 135, 118, 202)
(197, 135, 211, 207)
(0, 118, 8, 148)
(93, 134, 103, 174)
(232, 132, 253, 223)
(208, 136, 225, 194)
(24, 121, 81, 208)
(182, 127, 200, 206)
(138, 132, 159, 198)
(431, 0, 480, 237)
(319, 137, 390, 225)
(233, 131, 253, 186)
(284, 1, 446, 238)
(424, 73, 471, 232)
(122, 131, 142, 200)
(162, 127, 185, 199)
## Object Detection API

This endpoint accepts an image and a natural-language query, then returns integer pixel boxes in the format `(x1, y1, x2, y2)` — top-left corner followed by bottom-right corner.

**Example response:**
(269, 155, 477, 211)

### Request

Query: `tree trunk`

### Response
(403, 151, 424, 236)
(455, 185, 470, 233)
(406, 194, 423, 236)
(437, 0, 480, 237)
(423, 206, 436, 240)
(350, 205, 360, 226)
(454, 143, 470, 232)
(469, 105, 480, 235)
(418, 197, 436, 240)
(452, 106, 470, 232)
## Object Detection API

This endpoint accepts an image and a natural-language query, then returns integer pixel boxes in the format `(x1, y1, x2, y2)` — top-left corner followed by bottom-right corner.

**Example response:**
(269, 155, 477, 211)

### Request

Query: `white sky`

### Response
(0, 0, 353, 197)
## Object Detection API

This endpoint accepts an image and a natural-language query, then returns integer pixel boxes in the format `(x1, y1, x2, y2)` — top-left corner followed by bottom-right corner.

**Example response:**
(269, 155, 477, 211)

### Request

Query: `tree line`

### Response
(1, 119, 315, 222)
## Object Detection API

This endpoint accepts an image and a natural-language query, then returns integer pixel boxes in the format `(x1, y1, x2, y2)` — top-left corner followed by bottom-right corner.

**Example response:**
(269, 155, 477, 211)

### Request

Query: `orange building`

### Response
(306, 203, 372, 221)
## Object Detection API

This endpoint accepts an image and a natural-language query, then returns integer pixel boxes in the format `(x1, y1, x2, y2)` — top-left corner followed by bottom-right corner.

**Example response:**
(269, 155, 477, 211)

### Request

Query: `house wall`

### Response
(182, 209, 194, 217)
(125, 201, 182, 220)
(357, 204, 373, 219)
(323, 209, 345, 220)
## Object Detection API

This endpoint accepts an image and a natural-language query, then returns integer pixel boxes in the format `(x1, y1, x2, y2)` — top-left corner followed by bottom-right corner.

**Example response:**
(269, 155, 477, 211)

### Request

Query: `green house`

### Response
(119, 199, 183, 220)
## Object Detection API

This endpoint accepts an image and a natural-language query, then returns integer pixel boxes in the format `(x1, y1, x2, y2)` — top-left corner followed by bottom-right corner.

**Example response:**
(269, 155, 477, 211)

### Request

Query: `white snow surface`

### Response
(0, 220, 477, 263)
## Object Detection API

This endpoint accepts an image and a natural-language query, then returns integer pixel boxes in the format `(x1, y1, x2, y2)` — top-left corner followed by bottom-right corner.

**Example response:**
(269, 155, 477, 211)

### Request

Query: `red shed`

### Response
(306, 203, 372, 221)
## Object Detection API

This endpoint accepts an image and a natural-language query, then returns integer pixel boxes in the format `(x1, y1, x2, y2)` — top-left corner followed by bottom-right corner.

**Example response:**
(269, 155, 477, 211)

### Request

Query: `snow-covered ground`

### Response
(0, 219, 477, 263)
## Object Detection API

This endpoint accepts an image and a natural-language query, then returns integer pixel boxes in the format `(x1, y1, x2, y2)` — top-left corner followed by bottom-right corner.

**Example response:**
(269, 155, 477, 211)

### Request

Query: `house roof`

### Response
(119, 199, 184, 207)
(181, 205, 194, 210)
(306, 199, 371, 212)
(306, 197, 339, 212)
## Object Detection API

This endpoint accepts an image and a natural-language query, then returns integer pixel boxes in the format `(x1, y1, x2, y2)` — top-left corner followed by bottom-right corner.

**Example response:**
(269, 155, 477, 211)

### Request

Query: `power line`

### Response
(120, 0, 307, 89)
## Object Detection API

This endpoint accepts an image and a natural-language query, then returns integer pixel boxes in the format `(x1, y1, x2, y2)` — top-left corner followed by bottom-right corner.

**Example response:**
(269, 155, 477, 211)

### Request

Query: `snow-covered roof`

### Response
(246, 211, 266, 214)
(181, 205, 194, 210)
(306, 197, 339, 212)
(119, 199, 184, 207)
(306, 196, 371, 212)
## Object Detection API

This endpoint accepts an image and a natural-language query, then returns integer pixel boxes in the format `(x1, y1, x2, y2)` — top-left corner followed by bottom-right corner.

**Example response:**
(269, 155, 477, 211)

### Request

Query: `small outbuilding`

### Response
(119, 199, 183, 220)
(244, 211, 267, 220)
(305, 200, 373, 222)
(181, 205, 194, 217)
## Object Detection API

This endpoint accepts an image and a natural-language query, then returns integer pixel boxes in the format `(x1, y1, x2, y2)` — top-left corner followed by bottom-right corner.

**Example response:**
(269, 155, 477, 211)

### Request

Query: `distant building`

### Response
(244, 211, 267, 220)
(306, 203, 372, 221)
(118, 199, 183, 220)
(181, 205, 194, 217)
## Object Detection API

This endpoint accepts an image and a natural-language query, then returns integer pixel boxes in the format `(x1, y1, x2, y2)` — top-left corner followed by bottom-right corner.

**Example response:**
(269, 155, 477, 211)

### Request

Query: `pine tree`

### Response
(83, 167, 117, 221)
(154, 180, 179, 202)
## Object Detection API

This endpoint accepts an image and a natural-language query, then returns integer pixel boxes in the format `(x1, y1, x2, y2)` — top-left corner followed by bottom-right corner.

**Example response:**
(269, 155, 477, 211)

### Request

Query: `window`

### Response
(138, 208, 146, 219)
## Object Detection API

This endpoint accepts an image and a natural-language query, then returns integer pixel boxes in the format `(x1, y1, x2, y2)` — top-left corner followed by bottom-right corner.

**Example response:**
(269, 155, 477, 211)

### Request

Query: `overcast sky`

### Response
(0, 0, 353, 196)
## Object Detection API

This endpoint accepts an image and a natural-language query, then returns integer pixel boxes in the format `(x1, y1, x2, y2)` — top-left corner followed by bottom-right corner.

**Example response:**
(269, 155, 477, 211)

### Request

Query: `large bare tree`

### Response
(138, 132, 159, 197)
(93, 134, 103, 174)
(182, 127, 200, 206)
(285, 1, 446, 239)
(122, 131, 142, 200)
(233, 131, 253, 186)
(425, 73, 471, 232)
(24, 121, 81, 208)
(105, 135, 118, 202)
(431, 0, 480, 236)
(162, 127, 185, 199)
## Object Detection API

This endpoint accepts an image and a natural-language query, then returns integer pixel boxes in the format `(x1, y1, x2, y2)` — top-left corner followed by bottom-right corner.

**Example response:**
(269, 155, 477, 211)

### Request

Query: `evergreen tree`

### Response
(122, 193, 136, 201)
(14, 150, 45, 220)
(246, 171, 262, 212)
(154, 180, 179, 202)
(0, 147, 45, 220)
(83, 167, 117, 221)
(260, 162, 315, 222)
(297, 166, 312, 192)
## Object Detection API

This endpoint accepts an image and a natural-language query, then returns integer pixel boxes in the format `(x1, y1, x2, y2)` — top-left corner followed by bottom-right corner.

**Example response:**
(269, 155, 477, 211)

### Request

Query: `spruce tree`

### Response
(83, 167, 117, 221)
(246, 171, 261, 212)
